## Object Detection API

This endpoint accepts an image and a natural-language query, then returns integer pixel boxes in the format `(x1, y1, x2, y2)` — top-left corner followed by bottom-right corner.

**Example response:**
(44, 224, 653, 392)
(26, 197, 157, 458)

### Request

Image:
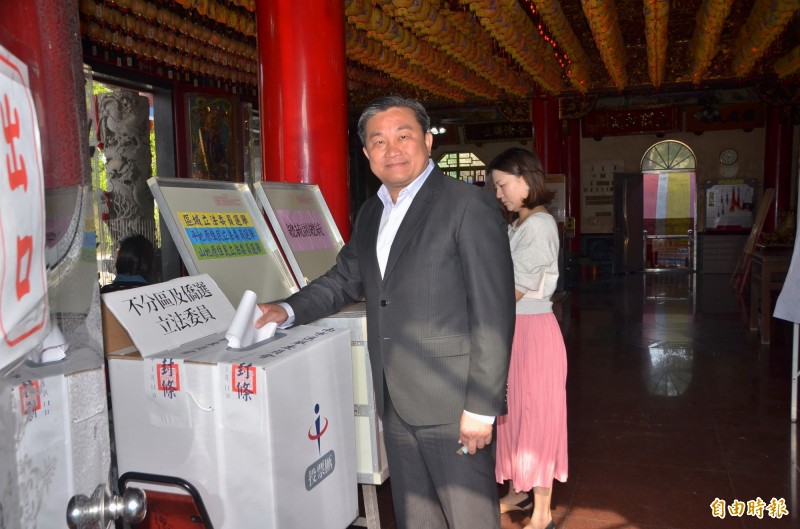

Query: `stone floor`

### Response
(352, 272, 798, 529)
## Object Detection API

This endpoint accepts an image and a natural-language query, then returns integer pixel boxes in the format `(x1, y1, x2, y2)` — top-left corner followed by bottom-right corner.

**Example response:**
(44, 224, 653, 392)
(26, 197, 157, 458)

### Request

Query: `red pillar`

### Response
(256, 0, 350, 239)
(532, 96, 561, 175)
(1, 0, 86, 190)
(561, 119, 581, 254)
(763, 105, 794, 232)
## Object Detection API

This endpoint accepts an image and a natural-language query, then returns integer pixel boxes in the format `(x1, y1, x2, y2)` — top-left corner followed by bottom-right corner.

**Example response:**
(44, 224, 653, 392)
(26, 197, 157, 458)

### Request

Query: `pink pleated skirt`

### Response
(496, 312, 568, 491)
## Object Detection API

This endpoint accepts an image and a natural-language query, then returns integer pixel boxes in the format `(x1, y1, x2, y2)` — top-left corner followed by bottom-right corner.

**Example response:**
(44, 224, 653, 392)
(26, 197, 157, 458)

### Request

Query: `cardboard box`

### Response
(316, 302, 388, 485)
(101, 301, 136, 355)
(107, 316, 357, 528)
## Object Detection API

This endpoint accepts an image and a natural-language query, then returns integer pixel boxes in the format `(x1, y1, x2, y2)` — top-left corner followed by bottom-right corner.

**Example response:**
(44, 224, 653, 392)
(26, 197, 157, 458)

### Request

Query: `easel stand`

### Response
(731, 188, 775, 294)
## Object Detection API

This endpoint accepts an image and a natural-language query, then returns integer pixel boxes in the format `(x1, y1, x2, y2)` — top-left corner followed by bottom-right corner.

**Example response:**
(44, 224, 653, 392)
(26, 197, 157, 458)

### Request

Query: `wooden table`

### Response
(749, 247, 792, 344)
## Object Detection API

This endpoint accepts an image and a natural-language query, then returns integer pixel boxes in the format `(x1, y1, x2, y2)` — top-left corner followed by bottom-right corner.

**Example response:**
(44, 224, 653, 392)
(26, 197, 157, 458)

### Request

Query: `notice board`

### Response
(254, 182, 344, 286)
(148, 177, 298, 304)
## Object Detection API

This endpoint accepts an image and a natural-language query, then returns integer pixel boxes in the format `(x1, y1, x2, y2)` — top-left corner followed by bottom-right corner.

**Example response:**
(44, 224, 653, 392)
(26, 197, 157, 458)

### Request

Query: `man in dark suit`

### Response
(256, 95, 515, 529)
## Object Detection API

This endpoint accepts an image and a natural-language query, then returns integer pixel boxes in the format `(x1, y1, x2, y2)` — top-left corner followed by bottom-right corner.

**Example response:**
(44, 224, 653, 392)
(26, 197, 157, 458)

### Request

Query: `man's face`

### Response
(362, 106, 433, 199)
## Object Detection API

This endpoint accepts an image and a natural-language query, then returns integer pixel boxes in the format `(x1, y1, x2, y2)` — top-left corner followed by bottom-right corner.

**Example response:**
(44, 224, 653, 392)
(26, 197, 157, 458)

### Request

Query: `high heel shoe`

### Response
(499, 496, 533, 513)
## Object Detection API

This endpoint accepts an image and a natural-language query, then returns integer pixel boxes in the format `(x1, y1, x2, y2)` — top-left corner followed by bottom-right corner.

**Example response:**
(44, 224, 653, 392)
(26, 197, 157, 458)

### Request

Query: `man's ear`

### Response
(425, 132, 433, 155)
(362, 146, 370, 160)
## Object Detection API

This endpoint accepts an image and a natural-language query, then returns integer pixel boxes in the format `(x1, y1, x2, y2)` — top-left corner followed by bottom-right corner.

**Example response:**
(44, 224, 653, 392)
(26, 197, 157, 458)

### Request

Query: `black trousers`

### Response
(382, 384, 500, 529)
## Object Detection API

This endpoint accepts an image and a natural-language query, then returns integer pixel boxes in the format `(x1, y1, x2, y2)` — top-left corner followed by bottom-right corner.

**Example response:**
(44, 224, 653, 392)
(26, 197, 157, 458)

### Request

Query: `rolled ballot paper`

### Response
(40, 324, 69, 362)
(226, 290, 278, 349)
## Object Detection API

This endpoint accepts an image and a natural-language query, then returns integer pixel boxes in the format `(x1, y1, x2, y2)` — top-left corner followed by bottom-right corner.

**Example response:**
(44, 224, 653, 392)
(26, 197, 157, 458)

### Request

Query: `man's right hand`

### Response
(255, 303, 288, 328)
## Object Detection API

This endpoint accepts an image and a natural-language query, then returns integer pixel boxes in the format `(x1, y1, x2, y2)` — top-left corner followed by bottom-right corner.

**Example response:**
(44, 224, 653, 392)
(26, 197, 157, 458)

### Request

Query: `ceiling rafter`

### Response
(731, 0, 800, 77)
(580, 0, 628, 91)
(528, 0, 591, 92)
(643, 0, 670, 88)
(346, 2, 501, 100)
(463, 0, 564, 94)
(774, 43, 800, 78)
(345, 26, 467, 101)
(688, 0, 735, 85)
(378, 0, 532, 97)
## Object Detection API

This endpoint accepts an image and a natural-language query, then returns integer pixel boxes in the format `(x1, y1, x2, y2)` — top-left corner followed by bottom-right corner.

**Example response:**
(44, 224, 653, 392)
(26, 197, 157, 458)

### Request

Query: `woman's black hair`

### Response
(487, 147, 555, 223)
(114, 234, 156, 282)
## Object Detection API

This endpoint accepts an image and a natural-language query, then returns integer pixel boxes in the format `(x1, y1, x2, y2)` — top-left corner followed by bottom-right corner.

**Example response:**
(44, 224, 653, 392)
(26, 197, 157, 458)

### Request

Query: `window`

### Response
(437, 152, 486, 183)
(641, 140, 696, 171)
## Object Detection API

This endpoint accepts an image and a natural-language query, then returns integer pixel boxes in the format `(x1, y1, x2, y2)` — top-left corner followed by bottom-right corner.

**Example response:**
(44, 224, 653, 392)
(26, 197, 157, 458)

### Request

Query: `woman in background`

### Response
(100, 234, 156, 293)
(489, 148, 568, 529)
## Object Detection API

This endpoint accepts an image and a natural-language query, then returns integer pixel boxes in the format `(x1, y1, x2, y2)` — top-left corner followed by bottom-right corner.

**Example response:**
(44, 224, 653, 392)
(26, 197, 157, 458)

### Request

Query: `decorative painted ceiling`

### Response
(79, 0, 800, 116)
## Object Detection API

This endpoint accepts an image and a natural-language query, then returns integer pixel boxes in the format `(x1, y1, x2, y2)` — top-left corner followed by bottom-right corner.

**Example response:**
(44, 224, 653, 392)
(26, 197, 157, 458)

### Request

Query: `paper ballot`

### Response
(39, 324, 68, 362)
(226, 290, 277, 349)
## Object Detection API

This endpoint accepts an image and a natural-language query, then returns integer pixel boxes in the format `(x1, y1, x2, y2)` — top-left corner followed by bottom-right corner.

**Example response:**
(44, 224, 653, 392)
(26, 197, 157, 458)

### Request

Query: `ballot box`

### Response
(103, 275, 357, 529)
(0, 347, 110, 529)
(316, 302, 388, 486)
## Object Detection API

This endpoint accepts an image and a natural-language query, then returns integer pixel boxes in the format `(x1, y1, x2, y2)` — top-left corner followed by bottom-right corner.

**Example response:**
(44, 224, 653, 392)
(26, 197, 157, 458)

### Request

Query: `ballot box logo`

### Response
(307, 403, 329, 453)
(156, 359, 181, 398)
(305, 402, 336, 491)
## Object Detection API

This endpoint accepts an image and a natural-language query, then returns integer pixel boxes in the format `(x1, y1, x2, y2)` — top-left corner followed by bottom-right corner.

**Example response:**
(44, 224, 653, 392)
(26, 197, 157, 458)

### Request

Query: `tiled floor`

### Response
(354, 272, 798, 529)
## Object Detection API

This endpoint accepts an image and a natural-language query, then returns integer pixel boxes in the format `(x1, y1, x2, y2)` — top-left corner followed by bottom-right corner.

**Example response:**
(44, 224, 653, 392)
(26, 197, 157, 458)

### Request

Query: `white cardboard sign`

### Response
(101, 274, 235, 357)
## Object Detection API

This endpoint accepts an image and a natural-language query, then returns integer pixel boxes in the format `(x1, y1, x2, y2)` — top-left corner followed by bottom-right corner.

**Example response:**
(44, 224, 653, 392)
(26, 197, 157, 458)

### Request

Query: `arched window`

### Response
(437, 152, 486, 183)
(638, 140, 697, 271)
(641, 140, 696, 171)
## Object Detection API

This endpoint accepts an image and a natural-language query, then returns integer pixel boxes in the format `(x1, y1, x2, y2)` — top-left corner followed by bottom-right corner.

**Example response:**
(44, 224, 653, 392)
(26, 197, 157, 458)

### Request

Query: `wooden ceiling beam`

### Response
(527, 0, 591, 92)
(643, 0, 670, 88)
(581, 0, 628, 91)
(731, 0, 800, 77)
(688, 0, 735, 86)
(464, 0, 564, 94)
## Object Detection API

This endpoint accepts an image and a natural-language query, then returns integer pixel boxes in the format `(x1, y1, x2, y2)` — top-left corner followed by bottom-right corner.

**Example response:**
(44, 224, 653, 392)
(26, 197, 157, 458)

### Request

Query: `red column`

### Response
(763, 105, 794, 232)
(532, 96, 561, 175)
(561, 119, 581, 253)
(1, 0, 85, 190)
(256, 0, 350, 239)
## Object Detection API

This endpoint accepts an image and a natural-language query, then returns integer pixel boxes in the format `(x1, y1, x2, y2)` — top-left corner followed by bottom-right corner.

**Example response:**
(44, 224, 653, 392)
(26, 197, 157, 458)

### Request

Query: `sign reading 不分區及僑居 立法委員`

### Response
(100, 273, 235, 357)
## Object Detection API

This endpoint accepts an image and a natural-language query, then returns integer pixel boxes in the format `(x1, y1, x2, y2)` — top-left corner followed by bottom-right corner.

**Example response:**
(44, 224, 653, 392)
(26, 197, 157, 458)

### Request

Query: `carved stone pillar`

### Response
(97, 89, 155, 245)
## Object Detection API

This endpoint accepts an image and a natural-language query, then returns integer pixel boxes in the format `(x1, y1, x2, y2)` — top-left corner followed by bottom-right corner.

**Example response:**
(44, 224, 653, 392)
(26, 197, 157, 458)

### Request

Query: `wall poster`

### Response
(580, 159, 623, 234)
(704, 180, 754, 231)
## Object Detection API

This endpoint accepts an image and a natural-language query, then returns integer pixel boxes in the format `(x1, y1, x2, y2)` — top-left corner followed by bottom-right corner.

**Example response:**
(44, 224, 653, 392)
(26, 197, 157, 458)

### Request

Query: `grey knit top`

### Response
(508, 211, 559, 315)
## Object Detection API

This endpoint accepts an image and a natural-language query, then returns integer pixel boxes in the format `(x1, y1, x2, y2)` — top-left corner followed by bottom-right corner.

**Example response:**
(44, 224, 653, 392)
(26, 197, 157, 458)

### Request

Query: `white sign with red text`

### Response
(0, 43, 48, 371)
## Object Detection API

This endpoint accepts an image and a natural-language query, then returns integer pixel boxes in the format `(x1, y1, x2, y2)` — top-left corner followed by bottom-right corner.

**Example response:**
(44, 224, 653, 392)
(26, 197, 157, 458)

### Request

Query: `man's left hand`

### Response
(458, 412, 493, 456)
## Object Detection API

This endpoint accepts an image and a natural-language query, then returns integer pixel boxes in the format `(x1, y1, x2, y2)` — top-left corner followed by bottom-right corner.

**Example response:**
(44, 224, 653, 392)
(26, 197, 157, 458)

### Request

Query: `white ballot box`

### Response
(103, 276, 357, 529)
(0, 347, 110, 529)
(316, 302, 388, 485)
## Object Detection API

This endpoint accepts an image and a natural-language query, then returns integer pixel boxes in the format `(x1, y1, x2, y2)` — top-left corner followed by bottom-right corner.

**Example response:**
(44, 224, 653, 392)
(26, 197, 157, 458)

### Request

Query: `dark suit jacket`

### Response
(287, 167, 515, 426)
